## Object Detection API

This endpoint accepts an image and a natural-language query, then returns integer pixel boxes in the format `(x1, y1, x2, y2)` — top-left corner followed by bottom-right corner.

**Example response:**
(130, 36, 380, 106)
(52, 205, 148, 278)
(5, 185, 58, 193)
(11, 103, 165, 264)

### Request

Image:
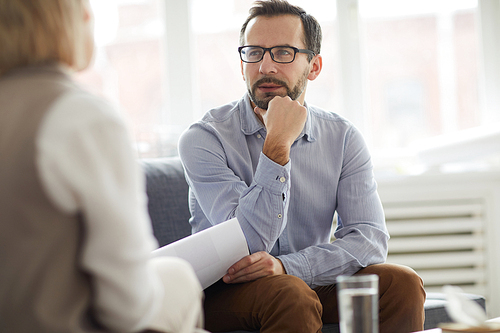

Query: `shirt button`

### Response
(279, 177, 286, 183)
(257, 134, 261, 139)
(278, 214, 282, 219)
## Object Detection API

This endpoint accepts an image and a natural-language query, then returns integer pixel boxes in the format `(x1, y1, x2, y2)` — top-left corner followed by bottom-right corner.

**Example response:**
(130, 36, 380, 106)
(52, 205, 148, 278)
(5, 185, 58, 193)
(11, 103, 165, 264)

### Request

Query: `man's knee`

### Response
(263, 275, 322, 314)
(379, 264, 423, 295)
(358, 263, 426, 303)
(358, 264, 426, 331)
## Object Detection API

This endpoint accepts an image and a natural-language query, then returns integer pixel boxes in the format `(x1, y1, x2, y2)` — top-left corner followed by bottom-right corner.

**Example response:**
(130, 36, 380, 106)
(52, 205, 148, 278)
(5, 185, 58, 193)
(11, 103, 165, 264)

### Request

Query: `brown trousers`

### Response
(203, 263, 426, 333)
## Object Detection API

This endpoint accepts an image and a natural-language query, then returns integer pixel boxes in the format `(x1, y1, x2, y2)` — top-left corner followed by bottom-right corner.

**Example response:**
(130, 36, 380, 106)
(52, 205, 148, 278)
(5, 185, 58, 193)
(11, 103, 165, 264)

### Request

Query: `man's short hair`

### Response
(239, 0, 322, 62)
(0, 0, 87, 76)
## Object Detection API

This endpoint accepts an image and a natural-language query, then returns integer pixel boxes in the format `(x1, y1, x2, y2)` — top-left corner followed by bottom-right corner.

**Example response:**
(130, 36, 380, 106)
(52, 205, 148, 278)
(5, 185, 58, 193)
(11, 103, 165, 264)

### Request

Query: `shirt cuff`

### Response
(278, 251, 313, 287)
(253, 152, 291, 195)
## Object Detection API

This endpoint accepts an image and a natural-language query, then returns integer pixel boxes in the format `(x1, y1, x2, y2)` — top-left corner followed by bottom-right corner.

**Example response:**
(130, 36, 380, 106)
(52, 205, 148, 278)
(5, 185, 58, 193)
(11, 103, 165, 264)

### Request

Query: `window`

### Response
(76, 0, 172, 157)
(384, 79, 426, 147)
(78, 0, 500, 175)
(358, 0, 480, 157)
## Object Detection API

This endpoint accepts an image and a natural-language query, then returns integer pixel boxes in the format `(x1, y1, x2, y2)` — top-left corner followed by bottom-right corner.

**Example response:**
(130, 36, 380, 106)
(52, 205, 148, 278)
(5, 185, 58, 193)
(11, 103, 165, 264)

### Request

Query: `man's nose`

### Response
(259, 51, 278, 75)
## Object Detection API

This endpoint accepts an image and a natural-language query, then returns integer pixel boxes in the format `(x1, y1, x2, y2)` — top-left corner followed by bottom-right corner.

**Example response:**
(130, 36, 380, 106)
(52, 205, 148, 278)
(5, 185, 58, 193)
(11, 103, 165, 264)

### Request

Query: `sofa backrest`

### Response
(141, 157, 192, 247)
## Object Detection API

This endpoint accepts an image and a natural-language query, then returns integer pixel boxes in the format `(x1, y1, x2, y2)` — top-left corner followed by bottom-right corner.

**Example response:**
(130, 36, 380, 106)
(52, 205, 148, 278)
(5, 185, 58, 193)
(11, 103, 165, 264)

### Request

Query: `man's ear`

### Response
(307, 54, 322, 81)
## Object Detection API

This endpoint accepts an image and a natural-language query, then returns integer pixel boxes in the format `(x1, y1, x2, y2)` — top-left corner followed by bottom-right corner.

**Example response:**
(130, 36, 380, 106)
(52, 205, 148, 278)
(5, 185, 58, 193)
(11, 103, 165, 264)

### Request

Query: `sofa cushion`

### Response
(141, 157, 192, 247)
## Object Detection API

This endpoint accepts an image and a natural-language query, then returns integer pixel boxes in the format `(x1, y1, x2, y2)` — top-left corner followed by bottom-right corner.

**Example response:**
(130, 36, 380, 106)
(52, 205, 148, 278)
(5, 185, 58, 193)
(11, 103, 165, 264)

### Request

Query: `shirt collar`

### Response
(238, 92, 315, 142)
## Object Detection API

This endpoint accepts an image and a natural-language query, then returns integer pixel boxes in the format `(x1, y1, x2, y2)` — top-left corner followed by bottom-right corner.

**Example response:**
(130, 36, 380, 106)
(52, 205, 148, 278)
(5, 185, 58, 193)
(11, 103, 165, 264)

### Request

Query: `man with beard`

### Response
(178, 1, 426, 332)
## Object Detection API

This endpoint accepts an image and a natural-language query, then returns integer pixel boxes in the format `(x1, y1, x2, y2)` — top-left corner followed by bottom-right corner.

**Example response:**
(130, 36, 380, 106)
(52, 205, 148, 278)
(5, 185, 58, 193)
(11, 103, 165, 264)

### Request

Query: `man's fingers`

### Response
(224, 264, 272, 283)
(228, 252, 262, 274)
(223, 252, 279, 283)
(225, 268, 268, 283)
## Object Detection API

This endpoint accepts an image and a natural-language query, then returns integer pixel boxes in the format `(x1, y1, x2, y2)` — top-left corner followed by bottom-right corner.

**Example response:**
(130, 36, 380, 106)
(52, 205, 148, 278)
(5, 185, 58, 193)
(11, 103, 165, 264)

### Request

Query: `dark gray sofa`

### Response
(141, 157, 486, 333)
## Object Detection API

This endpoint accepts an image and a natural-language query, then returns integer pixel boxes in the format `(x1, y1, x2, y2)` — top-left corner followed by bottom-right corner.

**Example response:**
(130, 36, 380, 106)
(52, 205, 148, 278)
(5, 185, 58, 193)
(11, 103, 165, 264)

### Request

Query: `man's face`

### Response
(241, 15, 315, 110)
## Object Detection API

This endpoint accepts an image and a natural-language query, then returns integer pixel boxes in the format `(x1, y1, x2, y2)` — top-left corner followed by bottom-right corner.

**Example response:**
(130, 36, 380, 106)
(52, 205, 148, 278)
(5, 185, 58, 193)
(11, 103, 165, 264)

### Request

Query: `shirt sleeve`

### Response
(178, 123, 291, 254)
(278, 126, 389, 288)
(36, 91, 164, 332)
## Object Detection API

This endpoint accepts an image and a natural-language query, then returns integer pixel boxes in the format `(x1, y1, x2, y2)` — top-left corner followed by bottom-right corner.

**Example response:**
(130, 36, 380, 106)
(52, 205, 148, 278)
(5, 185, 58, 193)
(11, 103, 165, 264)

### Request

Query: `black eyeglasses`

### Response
(238, 45, 315, 64)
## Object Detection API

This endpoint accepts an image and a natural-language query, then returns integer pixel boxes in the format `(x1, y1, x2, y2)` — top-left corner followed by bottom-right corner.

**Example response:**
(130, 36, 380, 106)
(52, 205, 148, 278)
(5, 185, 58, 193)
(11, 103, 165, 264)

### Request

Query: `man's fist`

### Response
(254, 96, 307, 165)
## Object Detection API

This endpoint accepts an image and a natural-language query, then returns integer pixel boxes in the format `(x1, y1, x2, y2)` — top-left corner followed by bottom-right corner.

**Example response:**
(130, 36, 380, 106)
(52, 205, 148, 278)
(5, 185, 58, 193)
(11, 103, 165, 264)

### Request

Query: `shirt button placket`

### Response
(278, 176, 286, 218)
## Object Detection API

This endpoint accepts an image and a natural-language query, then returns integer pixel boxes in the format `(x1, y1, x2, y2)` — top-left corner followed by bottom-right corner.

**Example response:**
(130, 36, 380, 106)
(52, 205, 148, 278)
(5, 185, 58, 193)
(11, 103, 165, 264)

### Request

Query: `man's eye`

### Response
(248, 50, 263, 57)
(275, 48, 292, 56)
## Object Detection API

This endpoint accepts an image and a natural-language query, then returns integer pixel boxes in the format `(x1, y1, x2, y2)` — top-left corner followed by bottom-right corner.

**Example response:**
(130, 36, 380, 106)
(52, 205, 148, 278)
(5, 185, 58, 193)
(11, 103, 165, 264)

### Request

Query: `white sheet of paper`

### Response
(152, 217, 249, 289)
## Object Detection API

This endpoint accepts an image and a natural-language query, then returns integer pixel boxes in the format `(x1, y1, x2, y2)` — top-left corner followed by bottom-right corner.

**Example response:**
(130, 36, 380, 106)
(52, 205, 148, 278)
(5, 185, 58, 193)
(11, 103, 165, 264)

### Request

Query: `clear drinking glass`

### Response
(337, 274, 379, 333)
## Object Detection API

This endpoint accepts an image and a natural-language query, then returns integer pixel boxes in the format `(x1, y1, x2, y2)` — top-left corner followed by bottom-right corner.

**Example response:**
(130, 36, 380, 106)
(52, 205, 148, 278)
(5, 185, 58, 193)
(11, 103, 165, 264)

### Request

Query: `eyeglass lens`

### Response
(240, 46, 296, 63)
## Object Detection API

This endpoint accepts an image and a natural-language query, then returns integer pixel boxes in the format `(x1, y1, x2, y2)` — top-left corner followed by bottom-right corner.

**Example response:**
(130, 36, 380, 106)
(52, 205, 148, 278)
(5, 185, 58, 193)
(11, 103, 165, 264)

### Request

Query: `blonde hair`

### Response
(0, 0, 89, 76)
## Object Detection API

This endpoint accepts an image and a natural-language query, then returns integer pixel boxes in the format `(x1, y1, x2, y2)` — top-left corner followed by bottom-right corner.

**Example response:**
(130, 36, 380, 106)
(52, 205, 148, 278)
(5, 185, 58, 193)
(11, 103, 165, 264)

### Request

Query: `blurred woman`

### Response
(0, 1, 205, 332)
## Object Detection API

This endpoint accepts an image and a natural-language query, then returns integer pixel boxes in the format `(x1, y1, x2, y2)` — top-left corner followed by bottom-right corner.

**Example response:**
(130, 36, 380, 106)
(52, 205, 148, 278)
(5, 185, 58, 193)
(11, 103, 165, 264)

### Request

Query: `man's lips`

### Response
(257, 84, 283, 93)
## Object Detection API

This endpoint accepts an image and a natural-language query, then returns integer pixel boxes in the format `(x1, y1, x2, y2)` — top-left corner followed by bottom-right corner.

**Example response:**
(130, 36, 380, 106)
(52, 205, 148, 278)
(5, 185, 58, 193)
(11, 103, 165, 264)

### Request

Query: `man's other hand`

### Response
(222, 251, 286, 284)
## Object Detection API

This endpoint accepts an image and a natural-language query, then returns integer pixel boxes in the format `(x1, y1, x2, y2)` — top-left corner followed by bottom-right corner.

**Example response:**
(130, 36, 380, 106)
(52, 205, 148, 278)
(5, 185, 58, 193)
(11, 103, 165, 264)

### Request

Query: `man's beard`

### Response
(248, 70, 308, 110)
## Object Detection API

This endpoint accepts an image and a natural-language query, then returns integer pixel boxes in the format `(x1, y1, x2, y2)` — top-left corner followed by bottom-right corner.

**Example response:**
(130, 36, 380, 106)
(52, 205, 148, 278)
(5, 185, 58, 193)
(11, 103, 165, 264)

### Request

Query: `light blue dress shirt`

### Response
(178, 93, 389, 288)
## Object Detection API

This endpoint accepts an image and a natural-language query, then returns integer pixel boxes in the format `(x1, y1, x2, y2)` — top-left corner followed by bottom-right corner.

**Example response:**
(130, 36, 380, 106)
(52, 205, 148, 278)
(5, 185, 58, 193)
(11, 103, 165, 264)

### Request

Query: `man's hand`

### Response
(254, 96, 307, 166)
(222, 251, 286, 284)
